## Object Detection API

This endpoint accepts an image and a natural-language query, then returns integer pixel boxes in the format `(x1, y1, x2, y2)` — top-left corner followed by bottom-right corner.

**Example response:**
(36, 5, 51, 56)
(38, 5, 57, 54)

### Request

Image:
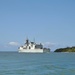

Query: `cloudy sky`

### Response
(0, 0, 75, 51)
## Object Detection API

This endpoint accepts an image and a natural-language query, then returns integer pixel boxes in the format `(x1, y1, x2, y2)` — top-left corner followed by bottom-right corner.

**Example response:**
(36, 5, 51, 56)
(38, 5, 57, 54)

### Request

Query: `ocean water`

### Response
(0, 52, 75, 75)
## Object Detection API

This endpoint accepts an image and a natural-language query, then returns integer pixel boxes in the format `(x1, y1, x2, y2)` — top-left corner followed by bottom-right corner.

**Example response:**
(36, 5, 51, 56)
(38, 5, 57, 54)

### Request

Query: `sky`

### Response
(0, 0, 75, 51)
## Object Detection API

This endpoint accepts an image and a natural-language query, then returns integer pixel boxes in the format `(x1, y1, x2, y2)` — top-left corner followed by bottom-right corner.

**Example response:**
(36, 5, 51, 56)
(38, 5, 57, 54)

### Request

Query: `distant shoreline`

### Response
(54, 46, 75, 52)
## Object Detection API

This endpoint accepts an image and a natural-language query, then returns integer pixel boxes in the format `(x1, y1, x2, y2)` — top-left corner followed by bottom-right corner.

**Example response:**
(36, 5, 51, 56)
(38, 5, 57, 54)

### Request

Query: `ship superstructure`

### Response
(18, 39, 50, 53)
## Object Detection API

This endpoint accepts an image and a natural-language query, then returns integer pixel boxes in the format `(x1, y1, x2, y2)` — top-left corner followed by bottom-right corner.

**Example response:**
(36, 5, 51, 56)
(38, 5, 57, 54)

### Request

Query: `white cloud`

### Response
(9, 42, 20, 46)
(43, 42, 57, 47)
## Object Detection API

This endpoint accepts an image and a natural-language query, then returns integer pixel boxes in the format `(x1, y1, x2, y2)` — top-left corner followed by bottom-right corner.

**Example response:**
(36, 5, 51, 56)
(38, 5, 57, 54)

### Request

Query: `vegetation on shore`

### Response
(54, 46, 75, 52)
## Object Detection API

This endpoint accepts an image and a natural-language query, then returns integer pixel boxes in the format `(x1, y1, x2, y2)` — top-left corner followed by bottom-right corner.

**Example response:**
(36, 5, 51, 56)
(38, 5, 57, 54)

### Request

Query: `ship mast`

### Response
(26, 38, 29, 46)
(33, 38, 35, 43)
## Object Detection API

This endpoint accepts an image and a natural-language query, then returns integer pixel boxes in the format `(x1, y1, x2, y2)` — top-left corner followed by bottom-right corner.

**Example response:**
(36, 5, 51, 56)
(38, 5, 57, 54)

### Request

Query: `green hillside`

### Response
(54, 47, 75, 52)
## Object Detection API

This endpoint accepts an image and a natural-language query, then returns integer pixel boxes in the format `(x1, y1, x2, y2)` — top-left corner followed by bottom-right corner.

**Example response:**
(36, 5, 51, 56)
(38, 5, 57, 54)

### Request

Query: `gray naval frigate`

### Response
(18, 39, 50, 53)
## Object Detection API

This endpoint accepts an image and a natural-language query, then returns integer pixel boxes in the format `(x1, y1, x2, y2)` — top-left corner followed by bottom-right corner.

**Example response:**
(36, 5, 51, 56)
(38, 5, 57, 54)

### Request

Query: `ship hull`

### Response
(19, 49, 50, 53)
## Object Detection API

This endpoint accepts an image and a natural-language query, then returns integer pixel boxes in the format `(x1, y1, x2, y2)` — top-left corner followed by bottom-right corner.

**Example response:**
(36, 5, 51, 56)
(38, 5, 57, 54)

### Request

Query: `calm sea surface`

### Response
(0, 52, 75, 75)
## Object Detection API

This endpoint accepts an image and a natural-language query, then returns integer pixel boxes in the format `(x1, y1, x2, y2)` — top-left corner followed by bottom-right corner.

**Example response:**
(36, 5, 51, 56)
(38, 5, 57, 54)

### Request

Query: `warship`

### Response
(18, 39, 50, 53)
